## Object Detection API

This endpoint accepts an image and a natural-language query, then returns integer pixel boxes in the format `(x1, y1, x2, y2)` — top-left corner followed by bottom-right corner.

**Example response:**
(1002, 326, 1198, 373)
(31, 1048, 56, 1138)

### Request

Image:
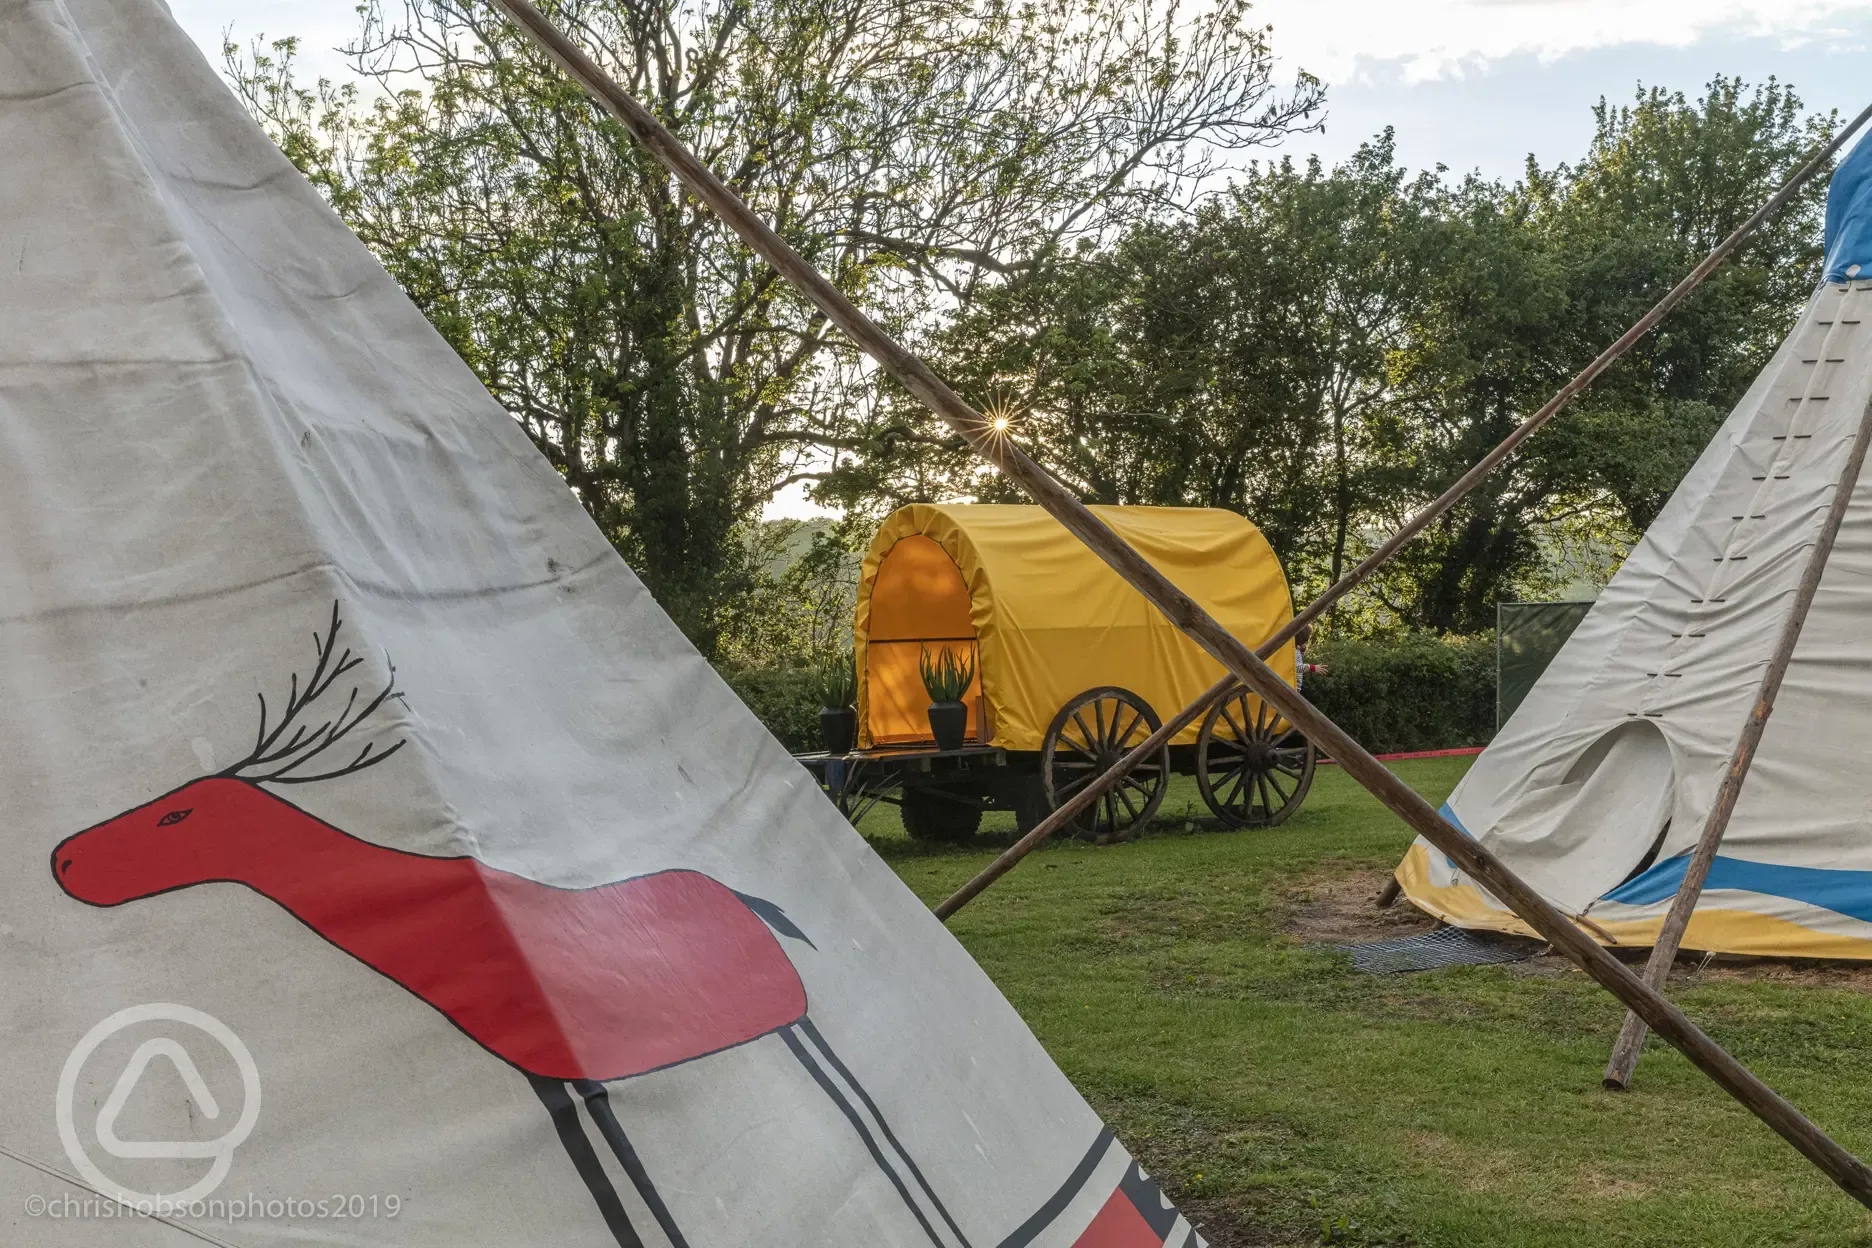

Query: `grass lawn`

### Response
(862, 757, 1872, 1247)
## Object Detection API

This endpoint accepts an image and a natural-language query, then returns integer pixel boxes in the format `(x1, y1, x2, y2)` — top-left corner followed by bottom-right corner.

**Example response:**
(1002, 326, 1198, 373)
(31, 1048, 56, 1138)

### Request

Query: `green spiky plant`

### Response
(918, 645, 975, 704)
(811, 650, 857, 711)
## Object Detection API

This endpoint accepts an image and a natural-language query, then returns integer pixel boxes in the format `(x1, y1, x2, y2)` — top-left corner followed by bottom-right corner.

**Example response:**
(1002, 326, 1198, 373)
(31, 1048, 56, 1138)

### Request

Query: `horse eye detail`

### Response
(157, 809, 193, 827)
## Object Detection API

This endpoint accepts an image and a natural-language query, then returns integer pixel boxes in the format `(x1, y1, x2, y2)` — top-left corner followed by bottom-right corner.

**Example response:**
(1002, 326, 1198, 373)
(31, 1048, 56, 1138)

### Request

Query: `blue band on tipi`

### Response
(1604, 854, 1872, 927)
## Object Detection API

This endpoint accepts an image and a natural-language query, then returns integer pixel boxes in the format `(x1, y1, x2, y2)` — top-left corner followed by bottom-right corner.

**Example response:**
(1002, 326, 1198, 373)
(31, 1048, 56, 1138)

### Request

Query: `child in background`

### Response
(1295, 623, 1327, 689)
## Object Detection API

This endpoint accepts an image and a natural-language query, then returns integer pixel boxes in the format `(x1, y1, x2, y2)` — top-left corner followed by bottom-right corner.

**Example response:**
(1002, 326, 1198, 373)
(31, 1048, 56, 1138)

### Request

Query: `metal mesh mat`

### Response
(1337, 926, 1546, 974)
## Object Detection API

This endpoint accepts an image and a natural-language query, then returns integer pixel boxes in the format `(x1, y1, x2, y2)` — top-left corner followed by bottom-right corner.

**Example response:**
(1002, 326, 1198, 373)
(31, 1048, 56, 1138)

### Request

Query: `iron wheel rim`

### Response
(1196, 692, 1315, 828)
(1041, 686, 1168, 843)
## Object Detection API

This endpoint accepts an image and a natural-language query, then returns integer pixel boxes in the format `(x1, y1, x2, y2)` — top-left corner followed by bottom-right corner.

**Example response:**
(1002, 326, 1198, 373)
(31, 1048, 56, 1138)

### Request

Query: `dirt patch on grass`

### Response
(1403, 1130, 1515, 1196)
(1281, 870, 1439, 946)
(1675, 956, 1872, 992)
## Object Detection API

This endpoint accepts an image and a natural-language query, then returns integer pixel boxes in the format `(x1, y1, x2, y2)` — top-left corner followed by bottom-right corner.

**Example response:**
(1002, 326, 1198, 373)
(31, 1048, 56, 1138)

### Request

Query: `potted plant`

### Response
(918, 645, 975, 752)
(813, 651, 858, 755)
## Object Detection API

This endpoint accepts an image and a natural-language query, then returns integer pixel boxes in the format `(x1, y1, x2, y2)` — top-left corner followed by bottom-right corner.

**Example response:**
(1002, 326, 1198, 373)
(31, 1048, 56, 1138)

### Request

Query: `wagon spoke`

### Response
(1114, 784, 1141, 823)
(1056, 772, 1097, 798)
(1216, 777, 1240, 815)
(1113, 706, 1142, 748)
(1070, 710, 1099, 752)
(1256, 771, 1280, 817)
(1224, 766, 1248, 809)
(1121, 771, 1158, 799)
(1220, 703, 1247, 745)
(1104, 708, 1127, 750)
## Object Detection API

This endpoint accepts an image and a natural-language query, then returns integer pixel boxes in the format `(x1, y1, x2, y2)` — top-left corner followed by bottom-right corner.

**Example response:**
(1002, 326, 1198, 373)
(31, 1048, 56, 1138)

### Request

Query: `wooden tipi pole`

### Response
(1602, 387, 1872, 1090)
(484, 0, 1872, 1205)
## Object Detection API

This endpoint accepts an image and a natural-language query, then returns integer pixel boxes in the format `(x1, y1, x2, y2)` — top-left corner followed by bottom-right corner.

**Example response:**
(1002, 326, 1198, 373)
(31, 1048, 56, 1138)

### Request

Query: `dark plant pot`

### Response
(819, 706, 857, 755)
(928, 701, 968, 752)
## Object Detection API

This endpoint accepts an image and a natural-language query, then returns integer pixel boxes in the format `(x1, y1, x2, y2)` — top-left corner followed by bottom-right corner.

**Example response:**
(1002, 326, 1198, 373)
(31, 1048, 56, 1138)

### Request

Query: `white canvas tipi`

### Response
(0, 3, 1201, 1245)
(1395, 134, 1872, 959)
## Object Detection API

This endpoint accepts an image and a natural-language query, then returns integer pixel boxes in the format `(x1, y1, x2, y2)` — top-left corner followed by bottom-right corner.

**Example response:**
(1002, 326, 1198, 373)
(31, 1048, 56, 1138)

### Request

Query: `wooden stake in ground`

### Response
(1602, 388, 1872, 1090)
(933, 101, 1872, 922)
(481, 0, 1872, 1207)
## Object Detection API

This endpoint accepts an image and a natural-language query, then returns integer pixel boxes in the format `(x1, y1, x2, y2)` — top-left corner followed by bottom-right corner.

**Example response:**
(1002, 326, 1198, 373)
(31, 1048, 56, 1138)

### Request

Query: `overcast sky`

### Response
(166, 0, 1872, 516)
(171, 0, 1872, 181)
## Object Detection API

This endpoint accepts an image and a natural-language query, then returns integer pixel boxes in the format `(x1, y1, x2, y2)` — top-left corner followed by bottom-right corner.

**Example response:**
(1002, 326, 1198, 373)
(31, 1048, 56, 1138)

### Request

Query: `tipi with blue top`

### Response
(1393, 133, 1872, 957)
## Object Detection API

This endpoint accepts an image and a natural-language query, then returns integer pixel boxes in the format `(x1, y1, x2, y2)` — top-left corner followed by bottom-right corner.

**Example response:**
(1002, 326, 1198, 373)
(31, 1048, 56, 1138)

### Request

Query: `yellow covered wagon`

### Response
(806, 503, 1314, 842)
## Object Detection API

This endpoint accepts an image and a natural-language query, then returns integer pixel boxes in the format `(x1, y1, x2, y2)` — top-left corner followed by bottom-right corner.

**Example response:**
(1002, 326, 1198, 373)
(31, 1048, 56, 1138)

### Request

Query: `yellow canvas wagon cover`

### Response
(854, 504, 1296, 751)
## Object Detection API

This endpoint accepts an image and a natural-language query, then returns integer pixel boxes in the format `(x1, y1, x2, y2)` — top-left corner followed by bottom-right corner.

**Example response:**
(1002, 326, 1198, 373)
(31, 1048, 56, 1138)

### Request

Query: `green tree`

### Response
(837, 131, 1452, 602)
(230, 0, 1320, 654)
(1537, 77, 1833, 532)
(851, 77, 1837, 637)
(1381, 76, 1834, 631)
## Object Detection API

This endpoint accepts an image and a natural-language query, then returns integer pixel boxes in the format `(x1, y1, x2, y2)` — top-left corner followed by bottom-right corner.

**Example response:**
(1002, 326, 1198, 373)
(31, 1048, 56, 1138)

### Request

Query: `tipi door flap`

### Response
(1474, 721, 1675, 913)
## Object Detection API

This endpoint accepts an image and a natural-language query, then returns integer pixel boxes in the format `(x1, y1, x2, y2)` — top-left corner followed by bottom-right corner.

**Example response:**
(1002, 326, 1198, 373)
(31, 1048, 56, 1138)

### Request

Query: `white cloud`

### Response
(164, 1, 1872, 97)
(168, 0, 361, 82)
(1254, 0, 1872, 84)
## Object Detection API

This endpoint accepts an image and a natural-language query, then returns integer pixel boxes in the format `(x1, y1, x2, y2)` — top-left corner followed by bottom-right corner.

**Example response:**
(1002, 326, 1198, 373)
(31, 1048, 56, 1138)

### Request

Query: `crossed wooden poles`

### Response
(485, 0, 1872, 1206)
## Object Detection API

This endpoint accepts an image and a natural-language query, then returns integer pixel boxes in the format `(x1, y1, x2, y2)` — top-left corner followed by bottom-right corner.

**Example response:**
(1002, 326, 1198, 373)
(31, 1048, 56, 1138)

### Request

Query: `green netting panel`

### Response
(1496, 601, 1593, 729)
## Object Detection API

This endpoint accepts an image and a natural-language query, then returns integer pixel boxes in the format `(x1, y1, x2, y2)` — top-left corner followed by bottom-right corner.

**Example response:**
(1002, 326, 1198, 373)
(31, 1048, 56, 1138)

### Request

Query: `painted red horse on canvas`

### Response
(51, 603, 1197, 1248)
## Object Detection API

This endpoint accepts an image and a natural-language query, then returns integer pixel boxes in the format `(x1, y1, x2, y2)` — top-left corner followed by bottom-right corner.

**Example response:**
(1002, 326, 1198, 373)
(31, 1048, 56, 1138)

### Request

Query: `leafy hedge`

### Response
(719, 631, 1498, 757)
(1303, 632, 1495, 755)
(718, 664, 823, 753)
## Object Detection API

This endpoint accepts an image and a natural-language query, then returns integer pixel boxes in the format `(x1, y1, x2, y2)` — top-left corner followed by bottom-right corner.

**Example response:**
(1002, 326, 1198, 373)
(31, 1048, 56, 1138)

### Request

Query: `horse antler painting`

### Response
(51, 603, 1195, 1248)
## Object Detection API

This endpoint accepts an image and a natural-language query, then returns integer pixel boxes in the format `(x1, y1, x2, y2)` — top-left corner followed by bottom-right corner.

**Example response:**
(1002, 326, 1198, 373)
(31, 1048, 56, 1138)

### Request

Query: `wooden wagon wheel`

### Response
(1196, 689, 1316, 828)
(1041, 686, 1168, 844)
(900, 786, 984, 844)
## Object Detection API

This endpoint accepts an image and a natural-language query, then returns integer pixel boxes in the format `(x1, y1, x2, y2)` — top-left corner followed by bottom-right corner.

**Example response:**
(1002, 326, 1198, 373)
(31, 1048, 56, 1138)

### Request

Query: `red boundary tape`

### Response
(1318, 745, 1485, 766)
